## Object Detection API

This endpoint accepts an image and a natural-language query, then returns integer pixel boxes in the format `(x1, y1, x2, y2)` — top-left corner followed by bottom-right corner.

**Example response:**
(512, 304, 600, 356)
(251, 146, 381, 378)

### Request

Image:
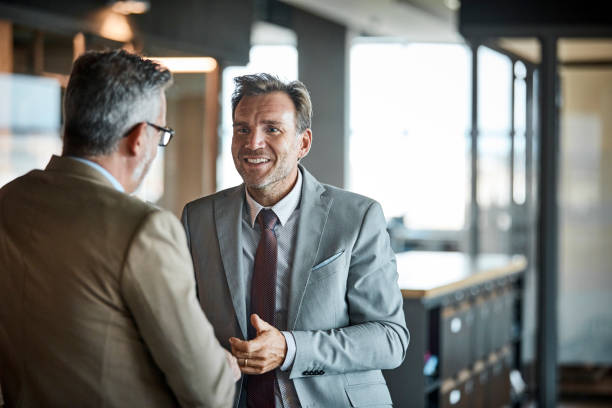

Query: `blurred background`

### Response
(1, 0, 611, 407)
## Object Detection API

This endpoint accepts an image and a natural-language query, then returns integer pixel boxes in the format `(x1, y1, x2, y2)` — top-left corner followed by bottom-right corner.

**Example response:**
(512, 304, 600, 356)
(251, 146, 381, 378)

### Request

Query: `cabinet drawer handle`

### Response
(450, 317, 462, 333)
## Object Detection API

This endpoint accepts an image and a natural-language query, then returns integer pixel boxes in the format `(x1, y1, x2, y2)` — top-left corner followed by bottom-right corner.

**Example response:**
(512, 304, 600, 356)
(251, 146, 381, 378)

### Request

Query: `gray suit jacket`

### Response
(181, 166, 409, 407)
(0, 156, 235, 407)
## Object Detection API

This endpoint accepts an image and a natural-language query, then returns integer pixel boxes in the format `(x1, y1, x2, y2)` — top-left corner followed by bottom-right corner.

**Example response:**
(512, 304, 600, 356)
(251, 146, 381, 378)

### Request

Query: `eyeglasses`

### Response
(146, 122, 175, 147)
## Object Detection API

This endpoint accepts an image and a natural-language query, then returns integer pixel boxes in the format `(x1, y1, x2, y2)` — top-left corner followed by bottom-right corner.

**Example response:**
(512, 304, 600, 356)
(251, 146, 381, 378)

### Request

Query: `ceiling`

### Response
(497, 38, 612, 64)
(278, 0, 463, 42)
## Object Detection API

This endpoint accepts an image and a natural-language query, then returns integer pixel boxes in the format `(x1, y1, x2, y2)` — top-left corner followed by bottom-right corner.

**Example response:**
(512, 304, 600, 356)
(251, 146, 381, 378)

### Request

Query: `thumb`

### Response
(251, 314, 271, 334)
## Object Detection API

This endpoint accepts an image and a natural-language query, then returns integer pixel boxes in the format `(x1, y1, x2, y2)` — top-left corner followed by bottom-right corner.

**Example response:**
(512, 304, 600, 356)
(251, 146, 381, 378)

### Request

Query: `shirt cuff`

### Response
(280, 331, 296, 371)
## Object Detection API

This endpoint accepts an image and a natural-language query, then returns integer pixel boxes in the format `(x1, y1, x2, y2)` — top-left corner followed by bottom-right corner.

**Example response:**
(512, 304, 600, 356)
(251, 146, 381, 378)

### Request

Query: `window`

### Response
(349, 41, 470, 231)
(0, 73, 62, 187)
(477, 46, 513, 252)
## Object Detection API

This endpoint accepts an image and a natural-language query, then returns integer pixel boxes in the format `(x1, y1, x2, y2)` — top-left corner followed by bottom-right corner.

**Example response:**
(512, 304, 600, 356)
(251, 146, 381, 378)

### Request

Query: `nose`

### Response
(244, 128, 266, 150)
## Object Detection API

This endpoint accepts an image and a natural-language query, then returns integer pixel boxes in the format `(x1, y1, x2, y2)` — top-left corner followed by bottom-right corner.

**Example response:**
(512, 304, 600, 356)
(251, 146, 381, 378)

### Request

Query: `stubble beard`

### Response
(240, 159, 294, 194)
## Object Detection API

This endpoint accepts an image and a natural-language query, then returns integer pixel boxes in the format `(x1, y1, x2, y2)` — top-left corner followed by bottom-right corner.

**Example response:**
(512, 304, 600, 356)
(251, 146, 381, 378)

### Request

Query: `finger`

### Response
(239, 358, 279, 375)
(239, 364, 270, 375)
(251, 313, 272, 334)
(233, 348, 268, 360)
(229, 337, 250, 353)
(232, 337, 267, 355)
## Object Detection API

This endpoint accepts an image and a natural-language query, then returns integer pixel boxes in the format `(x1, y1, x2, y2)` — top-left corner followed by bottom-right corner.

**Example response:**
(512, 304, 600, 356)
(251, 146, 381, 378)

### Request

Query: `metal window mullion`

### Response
(536, 35, 559, 408)
(469, 42, 480, 256)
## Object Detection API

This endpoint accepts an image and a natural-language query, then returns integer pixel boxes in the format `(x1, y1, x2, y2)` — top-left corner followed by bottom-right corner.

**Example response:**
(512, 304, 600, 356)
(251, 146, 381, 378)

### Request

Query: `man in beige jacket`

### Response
(0, 50, 237, 407)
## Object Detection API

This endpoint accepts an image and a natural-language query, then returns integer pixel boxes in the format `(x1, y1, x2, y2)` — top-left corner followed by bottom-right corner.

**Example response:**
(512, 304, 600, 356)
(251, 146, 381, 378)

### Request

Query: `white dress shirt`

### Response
(242, 171, 302, 408)
(69, 157, 124, 192)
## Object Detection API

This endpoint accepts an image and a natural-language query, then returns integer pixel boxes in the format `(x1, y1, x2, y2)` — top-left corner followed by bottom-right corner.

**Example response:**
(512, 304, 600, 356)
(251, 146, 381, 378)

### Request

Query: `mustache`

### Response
(238, 148, 272, 157)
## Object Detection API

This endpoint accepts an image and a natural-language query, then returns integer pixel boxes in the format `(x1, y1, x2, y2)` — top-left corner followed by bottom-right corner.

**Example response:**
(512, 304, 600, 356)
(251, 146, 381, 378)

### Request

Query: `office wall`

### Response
(294, 10, 348, 188)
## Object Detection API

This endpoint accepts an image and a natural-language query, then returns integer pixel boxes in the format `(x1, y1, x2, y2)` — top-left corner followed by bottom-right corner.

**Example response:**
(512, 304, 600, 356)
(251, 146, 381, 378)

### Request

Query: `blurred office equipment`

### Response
(384, 251, 527, 408)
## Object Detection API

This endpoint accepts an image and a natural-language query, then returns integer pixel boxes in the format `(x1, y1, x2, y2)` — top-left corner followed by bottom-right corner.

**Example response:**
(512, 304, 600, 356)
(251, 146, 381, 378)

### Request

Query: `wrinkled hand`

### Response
(229, 314, 287, 375)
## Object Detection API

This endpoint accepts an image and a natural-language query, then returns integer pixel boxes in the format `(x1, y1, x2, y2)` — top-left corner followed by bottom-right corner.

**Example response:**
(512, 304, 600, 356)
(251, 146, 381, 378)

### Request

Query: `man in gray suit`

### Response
(181, 73, 409, 407)
(0, 50, 237, 407)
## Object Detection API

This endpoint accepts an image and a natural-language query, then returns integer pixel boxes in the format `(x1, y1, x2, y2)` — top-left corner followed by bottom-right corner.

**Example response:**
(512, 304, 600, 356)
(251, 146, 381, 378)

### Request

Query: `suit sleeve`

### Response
(121, 210, 235, 407)
(289, 201, 409, 378)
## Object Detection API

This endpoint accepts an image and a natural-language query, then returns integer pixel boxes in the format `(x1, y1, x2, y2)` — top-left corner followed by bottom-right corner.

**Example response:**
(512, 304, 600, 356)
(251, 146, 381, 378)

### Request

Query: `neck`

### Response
(80, 154, 133, 193)
(247, 169, 298, 207)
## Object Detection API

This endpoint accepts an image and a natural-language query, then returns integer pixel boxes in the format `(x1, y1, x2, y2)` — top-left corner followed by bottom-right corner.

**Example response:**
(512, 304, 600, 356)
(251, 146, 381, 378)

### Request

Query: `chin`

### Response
(245, 179, 269, 190)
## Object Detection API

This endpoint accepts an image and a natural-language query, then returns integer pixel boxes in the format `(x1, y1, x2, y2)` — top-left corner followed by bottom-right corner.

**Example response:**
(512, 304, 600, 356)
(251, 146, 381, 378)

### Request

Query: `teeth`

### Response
(246, 158, 269, 164)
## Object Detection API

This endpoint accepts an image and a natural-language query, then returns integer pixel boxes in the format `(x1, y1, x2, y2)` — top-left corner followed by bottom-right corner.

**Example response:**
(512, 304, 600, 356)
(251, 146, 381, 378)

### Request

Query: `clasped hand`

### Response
(229, 314, 287, 375)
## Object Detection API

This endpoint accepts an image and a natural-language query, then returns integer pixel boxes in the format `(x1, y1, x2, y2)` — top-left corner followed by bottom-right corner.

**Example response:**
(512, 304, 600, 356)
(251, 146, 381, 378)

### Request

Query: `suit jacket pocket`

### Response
(345, 383, 392, 407)
(310, 250, 345, 281)
(345, 370, 385, 386)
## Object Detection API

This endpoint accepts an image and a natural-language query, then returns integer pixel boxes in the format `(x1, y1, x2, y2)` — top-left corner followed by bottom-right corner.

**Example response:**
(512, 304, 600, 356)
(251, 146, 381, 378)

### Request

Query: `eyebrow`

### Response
(232, 120, 284, 127)
(261, 120, 283, 126)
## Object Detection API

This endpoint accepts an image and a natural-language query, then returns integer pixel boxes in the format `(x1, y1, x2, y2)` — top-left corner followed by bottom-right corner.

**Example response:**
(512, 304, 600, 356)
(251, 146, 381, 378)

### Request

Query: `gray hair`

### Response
(62, 49, 173, 157)
(231, 73, 312, 134)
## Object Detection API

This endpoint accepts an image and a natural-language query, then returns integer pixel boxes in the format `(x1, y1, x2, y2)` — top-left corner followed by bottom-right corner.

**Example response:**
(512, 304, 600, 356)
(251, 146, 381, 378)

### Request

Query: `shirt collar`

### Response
(245, 170, 302, 228)
(68, 156, 125, 192)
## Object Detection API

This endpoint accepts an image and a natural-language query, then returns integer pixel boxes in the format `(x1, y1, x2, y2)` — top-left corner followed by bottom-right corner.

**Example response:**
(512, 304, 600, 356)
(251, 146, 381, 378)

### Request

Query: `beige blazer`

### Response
(0, 156, 235, 408)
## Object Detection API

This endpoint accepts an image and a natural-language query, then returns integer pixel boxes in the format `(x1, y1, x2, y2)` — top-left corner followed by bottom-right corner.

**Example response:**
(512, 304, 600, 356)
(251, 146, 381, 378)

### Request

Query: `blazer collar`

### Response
(214, 185, 249, 338)
(213, 165, 333, 336)
(45, 155, 116, 190)
(287, 164, 333, 330)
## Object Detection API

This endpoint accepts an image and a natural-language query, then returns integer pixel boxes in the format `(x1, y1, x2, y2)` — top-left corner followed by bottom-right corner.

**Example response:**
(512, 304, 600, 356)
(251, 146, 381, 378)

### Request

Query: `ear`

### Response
(124, 122, 149, 157)
(297, 128, 312, 161)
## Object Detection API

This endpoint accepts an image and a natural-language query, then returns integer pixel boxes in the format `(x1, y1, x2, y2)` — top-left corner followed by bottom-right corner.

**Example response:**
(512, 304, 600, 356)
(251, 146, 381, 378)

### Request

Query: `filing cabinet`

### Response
(471, 360, 489, 408)
(440, 302, 474, 378)
(440, 371, 473, 408)
(473, 293, 493, 360)
(384, 251, 527, 408)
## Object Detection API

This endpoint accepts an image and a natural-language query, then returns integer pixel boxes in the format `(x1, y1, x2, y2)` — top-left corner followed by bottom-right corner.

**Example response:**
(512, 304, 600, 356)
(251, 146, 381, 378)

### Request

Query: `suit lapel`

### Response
(287, 166, 333, 330)
(214, 187, 248, 338)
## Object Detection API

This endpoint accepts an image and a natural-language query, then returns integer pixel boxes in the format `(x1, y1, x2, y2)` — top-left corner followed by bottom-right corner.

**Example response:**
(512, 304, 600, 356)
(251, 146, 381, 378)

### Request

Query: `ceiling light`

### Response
(99, 11, 133, 42)
(443, 0, 461, 11)
(110, 0, 150, 15)
(148, 57, 218, 73)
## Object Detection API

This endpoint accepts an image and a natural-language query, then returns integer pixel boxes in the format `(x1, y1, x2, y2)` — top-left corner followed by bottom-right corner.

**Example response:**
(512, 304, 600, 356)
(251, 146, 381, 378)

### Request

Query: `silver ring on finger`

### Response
(244, 358, 248, 367)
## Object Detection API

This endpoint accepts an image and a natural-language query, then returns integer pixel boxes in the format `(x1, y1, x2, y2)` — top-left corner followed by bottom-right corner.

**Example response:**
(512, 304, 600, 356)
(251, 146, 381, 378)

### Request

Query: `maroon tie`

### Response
(247, 209, 278, 408)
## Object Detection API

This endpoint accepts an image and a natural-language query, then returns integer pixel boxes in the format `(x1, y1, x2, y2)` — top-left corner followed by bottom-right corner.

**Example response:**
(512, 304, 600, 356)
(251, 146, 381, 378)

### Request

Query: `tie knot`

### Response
(258, 209, 278, 230)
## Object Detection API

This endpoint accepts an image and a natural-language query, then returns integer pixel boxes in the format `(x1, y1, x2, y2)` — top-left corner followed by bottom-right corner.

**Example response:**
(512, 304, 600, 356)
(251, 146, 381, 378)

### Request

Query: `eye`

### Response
(235, 127, 250, 135)
(267, 126, 280, 133)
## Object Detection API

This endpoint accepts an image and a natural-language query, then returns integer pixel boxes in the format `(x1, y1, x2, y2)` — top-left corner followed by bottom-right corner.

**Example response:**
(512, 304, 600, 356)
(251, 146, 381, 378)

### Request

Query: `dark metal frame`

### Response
(536, 36, 560, 408)
(469, 41, 480, 257)
(467, 39, 544, 406)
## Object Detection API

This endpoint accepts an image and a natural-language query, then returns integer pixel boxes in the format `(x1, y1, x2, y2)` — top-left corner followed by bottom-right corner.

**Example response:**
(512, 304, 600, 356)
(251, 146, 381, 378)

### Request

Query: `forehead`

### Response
(234, 91, 296, 122)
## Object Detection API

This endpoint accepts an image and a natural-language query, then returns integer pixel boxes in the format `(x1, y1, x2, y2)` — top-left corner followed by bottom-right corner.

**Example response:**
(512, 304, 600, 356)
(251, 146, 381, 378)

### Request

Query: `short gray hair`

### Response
(231, 73, 312, 134)
(62, 49, 172, 157)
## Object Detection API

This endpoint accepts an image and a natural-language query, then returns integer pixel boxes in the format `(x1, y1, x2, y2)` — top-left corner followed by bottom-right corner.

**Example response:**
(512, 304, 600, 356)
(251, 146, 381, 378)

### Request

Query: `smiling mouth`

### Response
(244, 157, 270, 164)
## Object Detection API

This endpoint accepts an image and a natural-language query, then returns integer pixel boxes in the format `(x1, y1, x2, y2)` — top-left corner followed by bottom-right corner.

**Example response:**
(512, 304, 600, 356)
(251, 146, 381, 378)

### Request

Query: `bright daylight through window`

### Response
(349, 41, 470, 231)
